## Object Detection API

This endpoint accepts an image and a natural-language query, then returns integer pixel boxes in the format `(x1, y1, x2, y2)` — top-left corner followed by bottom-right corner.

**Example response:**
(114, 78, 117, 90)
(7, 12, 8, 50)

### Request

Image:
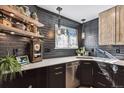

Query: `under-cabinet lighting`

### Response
(31, 24, 34, 26)
(10, 32, 15, 35)
(0, 33, 6, 36)
(31, 36, 34, 38)
(10, 13, 14, 17)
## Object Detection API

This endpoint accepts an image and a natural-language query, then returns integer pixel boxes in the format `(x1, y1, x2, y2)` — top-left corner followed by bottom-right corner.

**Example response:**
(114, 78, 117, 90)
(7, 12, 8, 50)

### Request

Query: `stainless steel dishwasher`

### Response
(66, 61, 80, 88)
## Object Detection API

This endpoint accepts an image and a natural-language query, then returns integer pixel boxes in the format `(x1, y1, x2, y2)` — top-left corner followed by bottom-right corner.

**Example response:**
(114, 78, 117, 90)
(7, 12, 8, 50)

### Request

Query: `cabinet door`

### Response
(114, 65, 124, 87)
(1, 70, 37, 88)
(116, 5, 124, 45)
(93, 62, 113, 88)
(47, 64, 65, 88)
(80, 61, 93, 86)
(99, 7, 116, 45)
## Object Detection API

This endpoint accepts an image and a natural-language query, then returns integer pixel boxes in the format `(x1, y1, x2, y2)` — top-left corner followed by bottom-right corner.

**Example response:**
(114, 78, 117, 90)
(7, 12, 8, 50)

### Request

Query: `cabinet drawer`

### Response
(47, 64, 65, 88)
(47, 64, 65, 72)
(47, 70, 65, 88)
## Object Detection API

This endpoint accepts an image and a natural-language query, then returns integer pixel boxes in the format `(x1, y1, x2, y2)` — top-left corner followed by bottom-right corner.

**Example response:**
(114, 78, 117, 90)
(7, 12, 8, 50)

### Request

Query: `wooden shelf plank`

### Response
(0, 5, 44, 27)
(0, 24, 44, 38)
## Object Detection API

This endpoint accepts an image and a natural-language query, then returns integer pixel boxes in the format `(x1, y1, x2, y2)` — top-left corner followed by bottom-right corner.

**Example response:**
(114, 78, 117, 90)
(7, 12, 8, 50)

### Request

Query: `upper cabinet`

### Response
(116, 6, 124, 45)
(99, 7, 116, 45)
(99, 5, 124, 45)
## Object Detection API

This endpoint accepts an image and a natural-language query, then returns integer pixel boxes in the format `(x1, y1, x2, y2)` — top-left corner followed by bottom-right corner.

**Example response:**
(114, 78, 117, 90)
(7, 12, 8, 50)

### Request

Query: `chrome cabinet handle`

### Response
(54, 67, 63, 70)
(55, 72, 63, 75)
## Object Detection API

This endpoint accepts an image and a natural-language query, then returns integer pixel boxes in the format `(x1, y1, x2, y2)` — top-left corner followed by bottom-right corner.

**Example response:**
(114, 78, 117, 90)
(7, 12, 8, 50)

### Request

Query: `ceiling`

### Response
(38, 5, 114, 23)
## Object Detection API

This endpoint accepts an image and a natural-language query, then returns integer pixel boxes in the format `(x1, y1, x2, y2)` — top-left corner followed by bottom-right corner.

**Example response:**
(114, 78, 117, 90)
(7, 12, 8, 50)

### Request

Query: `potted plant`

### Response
(0, 55, 22, 81)
(80, 47, 86, 56)
(76, 49, 81, 56)
(76, 47, 86, 56)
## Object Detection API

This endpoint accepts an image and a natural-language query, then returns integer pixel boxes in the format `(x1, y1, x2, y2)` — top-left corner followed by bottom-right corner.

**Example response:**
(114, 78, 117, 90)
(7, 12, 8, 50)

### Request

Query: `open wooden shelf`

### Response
(0, 5, 44, 27)
(0, 23, 44, 38)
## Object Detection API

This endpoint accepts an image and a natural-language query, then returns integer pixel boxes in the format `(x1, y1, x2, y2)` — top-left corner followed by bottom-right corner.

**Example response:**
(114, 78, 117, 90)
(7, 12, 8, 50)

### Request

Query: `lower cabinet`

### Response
(47, 64, 66, 88)
(80, 61, 93, 87)
(2, 60, 124, 88)
(0, 64, 66, 88)
(114, 65, 124, 88)
(93, 62, 113, 88)
(1, 69, 38, 88)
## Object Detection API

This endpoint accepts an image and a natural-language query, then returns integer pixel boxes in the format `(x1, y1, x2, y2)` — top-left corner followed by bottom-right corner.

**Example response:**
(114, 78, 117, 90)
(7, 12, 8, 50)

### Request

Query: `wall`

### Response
(36, 6, 82, 58)
(84, 18, 99, 51)
(0, 34, 30, 57)
(0, 5, 82, 59)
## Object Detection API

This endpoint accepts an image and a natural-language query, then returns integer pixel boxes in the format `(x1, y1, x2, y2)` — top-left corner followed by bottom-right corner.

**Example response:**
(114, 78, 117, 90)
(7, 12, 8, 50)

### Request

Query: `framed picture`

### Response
(16, 55, 30, 65)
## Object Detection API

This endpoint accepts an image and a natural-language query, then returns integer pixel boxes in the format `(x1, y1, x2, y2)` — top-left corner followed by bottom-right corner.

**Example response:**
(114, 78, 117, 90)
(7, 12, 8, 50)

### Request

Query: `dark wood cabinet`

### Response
(93, 62, 113, 88)
(47, 64, 66, 88)
(2, 60, 124, 88)
(1, 69, 38, 88)
(0, 64, 65, 88)
(114, 65, 124, 88)
(80, 61, 93, 86)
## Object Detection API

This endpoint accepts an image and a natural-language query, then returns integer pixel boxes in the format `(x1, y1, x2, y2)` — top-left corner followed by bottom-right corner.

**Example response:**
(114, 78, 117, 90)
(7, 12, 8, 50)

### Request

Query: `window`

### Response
(55, 24, 78, 49)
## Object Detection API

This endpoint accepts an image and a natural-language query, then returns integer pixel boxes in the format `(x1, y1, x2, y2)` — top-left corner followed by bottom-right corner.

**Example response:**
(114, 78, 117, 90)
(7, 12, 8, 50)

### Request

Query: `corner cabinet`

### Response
(99, 5, 124, 45)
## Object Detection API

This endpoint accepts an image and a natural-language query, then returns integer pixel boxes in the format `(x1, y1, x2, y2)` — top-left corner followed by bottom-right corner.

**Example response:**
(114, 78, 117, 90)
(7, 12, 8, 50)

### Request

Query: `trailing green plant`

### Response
(0, 55, 22, 81)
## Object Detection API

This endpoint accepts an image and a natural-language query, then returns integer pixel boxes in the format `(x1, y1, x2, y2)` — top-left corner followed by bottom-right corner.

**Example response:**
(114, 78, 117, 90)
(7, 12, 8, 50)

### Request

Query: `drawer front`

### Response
(48, 64, 65, 73)
(47, 70, 65, 88)
(47, 64, 65, 88)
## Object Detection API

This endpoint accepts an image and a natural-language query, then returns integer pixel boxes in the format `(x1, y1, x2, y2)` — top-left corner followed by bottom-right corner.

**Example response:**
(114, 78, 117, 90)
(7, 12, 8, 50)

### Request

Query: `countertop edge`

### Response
(21, 56, 122, 71)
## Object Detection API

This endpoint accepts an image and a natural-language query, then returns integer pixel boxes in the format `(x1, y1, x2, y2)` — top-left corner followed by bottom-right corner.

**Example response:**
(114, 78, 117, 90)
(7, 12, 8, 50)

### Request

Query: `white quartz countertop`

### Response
(21, 56, 122, 71)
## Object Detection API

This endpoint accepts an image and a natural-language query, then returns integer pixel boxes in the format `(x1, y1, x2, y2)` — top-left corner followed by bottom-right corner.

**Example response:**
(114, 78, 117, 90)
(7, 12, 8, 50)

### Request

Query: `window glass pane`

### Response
(68, 28, 78, 48)
(55, 24, 78, 49)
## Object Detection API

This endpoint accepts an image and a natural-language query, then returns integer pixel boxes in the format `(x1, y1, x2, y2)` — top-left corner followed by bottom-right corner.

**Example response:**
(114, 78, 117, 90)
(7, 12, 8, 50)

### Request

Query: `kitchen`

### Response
(0, 5, 124, 88)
